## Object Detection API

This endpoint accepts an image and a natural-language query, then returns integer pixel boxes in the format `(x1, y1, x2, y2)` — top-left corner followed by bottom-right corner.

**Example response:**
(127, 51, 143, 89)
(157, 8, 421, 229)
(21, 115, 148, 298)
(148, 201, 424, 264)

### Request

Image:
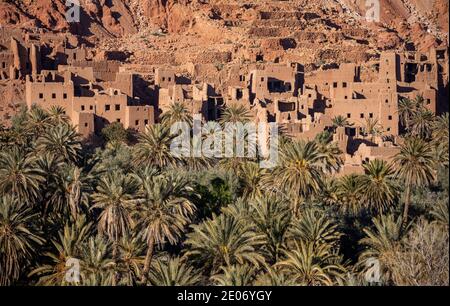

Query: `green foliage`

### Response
(101, 122, 129, 144)
(0, 106, 447, 286)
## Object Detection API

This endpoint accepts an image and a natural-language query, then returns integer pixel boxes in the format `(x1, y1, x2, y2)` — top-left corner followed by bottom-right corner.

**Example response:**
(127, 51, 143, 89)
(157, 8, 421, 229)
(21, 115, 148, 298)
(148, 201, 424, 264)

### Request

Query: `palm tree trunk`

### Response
(141, 236, 155, 284)
(112, 241, 119, 286)
(402, 184, 411, 229)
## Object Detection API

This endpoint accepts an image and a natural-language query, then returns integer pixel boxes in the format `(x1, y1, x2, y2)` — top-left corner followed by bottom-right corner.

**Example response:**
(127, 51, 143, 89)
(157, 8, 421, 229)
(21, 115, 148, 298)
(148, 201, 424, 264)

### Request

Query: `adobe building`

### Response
(2, 26, 447, 175)
(25, 57, 155, 138)
(155, 67, 224, 122)
(0, 28, 41, 80)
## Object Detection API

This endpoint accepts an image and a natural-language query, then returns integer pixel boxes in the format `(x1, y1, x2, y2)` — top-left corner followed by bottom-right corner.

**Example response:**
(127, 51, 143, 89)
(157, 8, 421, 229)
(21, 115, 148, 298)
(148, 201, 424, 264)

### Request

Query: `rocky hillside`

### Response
(0, 0, 448, 72)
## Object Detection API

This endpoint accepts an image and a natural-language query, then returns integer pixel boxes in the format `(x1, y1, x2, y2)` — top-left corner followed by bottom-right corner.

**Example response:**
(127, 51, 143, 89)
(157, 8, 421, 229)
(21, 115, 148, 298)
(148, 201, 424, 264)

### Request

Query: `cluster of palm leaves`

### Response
(0, 101, 448, 286)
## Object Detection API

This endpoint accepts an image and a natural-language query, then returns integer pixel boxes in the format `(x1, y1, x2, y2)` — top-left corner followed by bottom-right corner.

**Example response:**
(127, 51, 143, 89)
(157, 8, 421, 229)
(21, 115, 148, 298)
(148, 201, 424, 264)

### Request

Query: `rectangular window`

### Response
(84, 123, 88, 127)
(81, 105, 85, 111)
(347, 113, 351, 118)
(388, 115, 393, 120)
(369, 113, 373, 118)
(105, 105, 110, 111)
(333, 82, 338, 88)
(39, 93, 43, 99)
(116, 119, 121, 123)
(115, 104, 120, 111)
(52, 93, 56, 99)
(135, 120, 139, 126)
(360, 113, 364, 118)
(343, 82, 347, 88)
(144, 119, 149, 125)
(63, 93, 67, 99)
(90, 105, 93, 110)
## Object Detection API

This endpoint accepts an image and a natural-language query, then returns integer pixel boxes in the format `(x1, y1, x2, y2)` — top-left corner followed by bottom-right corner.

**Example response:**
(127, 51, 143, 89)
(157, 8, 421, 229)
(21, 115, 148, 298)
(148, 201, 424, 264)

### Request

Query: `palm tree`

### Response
(80, 236, 115, 285)
(35, 123, 82, 163)
(238, 162, 267, 200)
(29, 216, 93, 285)
(276, 241, 345, 285)
(362, 118, 383, 141)
(185, 213, 265, 274)
(397, 97, 415, 131)
(358, 214, 403, 283)
(336, 174, 363, 215)
(332, 115, 352, 128)
(272, 140, 325, 210)
(161, 102, 193, 126)
(249, 196, 292, 263)
(132, 173, 196, 283)
(0, 195, 43, 285)
(26, 105, 50, 138)
(432, 113, 449, 144)
(148, 256, 202, 286)
(314, 131, 343, 173)
(91, 172, 139, 284)
(0, 148, 45, 202)
(46, 164, 93, 219)
(288, 209, 341, 250)
(133, 123, 182, 169)
(409, 107, 434, 139)
(431, 113, 449, 168)
(47, 106, 70, 125)
(117, 234, 145, 285)
(430, 200, 449, 228)
(219, 104, 253, 124)
(393, 137, 435, 226)
(255, 265, 297, 286)
(211, 264, 257, 286)
(359, 159, 398, 213)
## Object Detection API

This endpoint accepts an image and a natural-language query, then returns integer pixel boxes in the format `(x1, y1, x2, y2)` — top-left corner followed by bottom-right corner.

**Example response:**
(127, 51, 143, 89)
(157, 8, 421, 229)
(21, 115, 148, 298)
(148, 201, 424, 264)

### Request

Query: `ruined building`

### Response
(2, 27, 448, 174)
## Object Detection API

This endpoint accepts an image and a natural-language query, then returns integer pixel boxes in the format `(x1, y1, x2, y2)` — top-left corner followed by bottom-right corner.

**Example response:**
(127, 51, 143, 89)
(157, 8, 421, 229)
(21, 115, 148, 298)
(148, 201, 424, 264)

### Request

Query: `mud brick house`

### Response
(26, 59, 155, 138)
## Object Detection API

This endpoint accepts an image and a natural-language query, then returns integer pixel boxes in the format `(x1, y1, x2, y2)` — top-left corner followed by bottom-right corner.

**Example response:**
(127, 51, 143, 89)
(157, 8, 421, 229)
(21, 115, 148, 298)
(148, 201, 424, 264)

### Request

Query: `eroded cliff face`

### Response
(0, 0, 448, 70)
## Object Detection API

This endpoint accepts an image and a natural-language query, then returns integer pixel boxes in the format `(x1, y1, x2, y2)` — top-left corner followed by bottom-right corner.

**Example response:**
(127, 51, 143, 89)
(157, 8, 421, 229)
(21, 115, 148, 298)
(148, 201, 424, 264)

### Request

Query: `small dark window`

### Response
(387, 127, 391, 132)
(39, 93, 43, 99)
(116, 119, 121, 123)
(63, 93, 67, 99)
(135, 120, 139, 126)
(1, 62, 5, 69)
(347, 113, 351, 118)
(426, 99, 431, 105)
(343, 82, 347, 88)
(168, 77, 171, 82)
(84, 123, 88, 127)
(105, 105, 110, 111)
(90, 105, 93, 110)
(333, 82, 338, 88)
(144, 119, 149, 125)
(115, 104, 120, 111)
(81, 105, 85, 111)
(385, 99, 389, 103)
(360, 113, 364, 118)
(261, 77, 264, 82)
(162, 77, 165, 81)
(52, 93, 56, 99)
(388, 115, 393, 120)
(344, 96, 348, 99)
(369, 113, 373, 118)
